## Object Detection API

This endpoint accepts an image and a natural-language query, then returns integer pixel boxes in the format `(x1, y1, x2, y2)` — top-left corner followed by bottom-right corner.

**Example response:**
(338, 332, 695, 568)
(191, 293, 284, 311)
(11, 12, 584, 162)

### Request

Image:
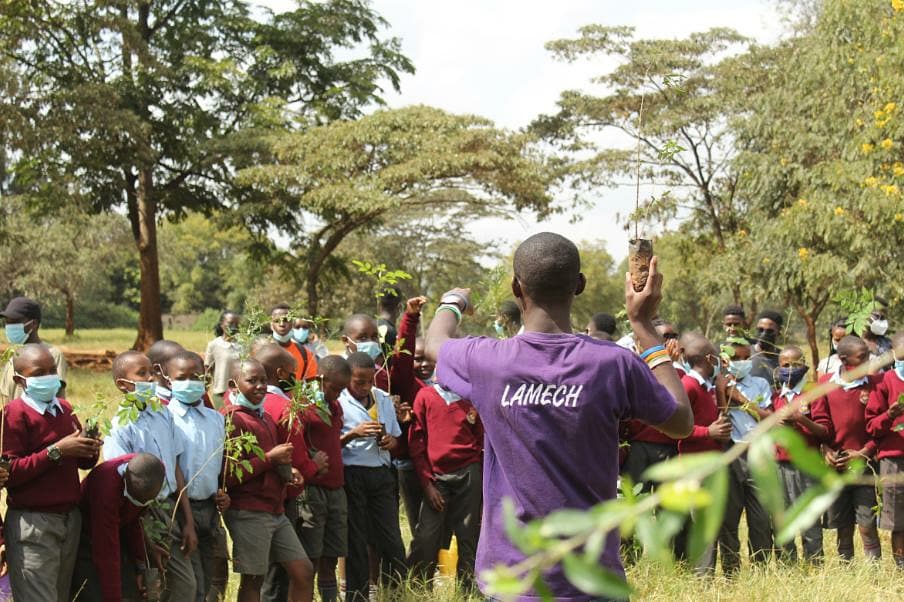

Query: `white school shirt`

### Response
(339, 387, 401, 468)
(105, 405, 185, 499)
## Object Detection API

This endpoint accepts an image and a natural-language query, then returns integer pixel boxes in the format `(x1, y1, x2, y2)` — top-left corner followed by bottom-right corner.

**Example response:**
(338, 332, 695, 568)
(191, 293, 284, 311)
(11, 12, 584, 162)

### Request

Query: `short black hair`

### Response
(512, 232, 581, 304)
(347, 352, 376, 371)
(836, 334, 867, 357)
(165, 350, 204, 373)
(112, 350, 148, 380)
(270, 302, 291, 315)
(146, 340, 184, 367)
(723, 304, 746, 318)
(126, 453, 166, 501)
(343, 313, 377, 335)
(756, 309, 784, 328)
(12, 343, 54, 373)
(498, 300, 521, 324)
(378, 286, 402, 311)
(319, 355, 352, 382)
(590, 313, 617, 335)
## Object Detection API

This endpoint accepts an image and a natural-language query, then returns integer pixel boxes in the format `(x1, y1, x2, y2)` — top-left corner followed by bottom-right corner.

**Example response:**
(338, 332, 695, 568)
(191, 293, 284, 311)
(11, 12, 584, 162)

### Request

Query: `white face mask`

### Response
(870, 319, 889, 336)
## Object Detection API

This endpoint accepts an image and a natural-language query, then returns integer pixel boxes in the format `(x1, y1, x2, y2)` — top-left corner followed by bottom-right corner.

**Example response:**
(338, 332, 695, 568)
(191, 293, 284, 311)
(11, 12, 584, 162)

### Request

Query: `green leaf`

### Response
(659, 480, 712, 512)
(686, 465, 729, 564)
(748, 434, 785, 520)
(481, 566, 533, 598)
(634, 510, 684, 563)
(771, 426, 831, 480)
(538, 509, 598, 538)
(561, 553, 632, 600)
(642, 451, 724, 482)
(775, 482, 844, 544)
(532, 574, 556, 602)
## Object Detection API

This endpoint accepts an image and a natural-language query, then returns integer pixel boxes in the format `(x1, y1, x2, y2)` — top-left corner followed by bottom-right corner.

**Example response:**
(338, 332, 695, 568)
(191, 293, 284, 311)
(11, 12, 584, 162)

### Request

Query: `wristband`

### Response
(639, 344, 666, 360)
(436, 304, 462, 323)
(643, 350, 670, 365)
(647, 356, 672, 370)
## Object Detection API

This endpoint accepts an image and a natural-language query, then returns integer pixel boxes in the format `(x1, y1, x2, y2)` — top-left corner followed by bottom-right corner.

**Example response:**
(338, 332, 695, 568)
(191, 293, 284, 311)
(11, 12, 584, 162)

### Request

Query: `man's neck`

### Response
(521, 302, 572, 334)
(26, 333, 41, 345)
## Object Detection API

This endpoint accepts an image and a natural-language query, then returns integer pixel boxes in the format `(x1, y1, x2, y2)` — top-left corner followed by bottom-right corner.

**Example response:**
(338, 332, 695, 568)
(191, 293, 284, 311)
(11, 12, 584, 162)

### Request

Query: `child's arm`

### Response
(284, 411, 320, 482)
(407, 395, 433, 488)
(175, 465, 198, 553)
(70, 411, 101, 470)
(866, 379, 898, 437)
(5, 420, 95, 487)
(102, 423, 134, 461)
(389, 298, 424, 401)
(808, 396, 835, 444)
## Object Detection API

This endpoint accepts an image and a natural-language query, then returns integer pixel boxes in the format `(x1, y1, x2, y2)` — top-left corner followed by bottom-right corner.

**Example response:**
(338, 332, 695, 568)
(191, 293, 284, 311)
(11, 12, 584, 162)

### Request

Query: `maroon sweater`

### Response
(376, 312, 419, 461)
(866, 370, 904, 459)
(3, 397, 98, 512)
(300, 396, 345, 490)
(677, 374, 722, 454)
(772, 391, 830, 462)
(263, 390, 321, 498)
(811, 374, 881, 456)
(223, 405, 285, 514)
(408, 386, 483, 488)
(80, 454, 148, 602)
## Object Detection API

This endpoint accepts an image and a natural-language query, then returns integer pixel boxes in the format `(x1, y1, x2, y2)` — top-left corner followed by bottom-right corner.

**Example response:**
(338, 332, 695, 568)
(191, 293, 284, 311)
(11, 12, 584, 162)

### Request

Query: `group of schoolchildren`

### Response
(0, 293, 484, 602)
(613, 303, 904, 573)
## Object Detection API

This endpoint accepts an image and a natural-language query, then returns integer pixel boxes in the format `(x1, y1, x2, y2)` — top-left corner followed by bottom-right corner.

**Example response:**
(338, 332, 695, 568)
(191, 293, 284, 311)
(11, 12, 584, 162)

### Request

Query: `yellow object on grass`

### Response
(437, 537, 458, 578)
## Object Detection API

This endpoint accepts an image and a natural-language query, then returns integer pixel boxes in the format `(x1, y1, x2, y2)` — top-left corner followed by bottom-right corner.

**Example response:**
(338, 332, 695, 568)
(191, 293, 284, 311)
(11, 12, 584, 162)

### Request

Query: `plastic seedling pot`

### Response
(628, 238, 653, 292)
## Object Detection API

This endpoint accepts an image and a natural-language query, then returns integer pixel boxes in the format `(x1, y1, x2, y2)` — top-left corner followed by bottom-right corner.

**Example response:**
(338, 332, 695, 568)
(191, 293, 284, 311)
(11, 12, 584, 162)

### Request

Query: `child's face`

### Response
(731, 345, 752, 361)
(274, 359, 297, 386)
(723, 315, 745, 335)
(166, 357, 204, 382)
(779, 349, 805, 368)
(840, 347, 869, 369)
(13, 350, 56, 385)
(222, 314, 240, 336)
(116, 356, 154, 393)
(348, 367, 375, 399)
(234, 364, 268, 404)
(413, 343, 435, 381)
(342, 319, 379, 351)
(322, 373, 350, 403)
(271, 309, 292, 337)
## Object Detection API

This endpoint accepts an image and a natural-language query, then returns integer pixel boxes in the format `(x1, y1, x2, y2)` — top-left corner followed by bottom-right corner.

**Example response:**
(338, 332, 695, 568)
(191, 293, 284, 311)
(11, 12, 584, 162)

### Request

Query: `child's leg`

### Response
(317, 557, 340, 602)
(742, 460, 774, 564)
(7, 508, 69, 601)
(855, 484, 881, 560)
(859, 524, 882, 560)
(206, 529, 229, 602)
(717, 458, 745, 576)
(449, 463, 482, 586)
(828, 486, 855, 560)
(881, 458, 904, 567)
(777, 463, 800, 561)
(836, 525, 855, 560)
(368, 467, 407, 587)
(398, 465, 425, 535)
(281, 558, 314, 602)
(344, 468, 372, 601)
(238, 575, 265, 602)
(406, 485, 447, 583)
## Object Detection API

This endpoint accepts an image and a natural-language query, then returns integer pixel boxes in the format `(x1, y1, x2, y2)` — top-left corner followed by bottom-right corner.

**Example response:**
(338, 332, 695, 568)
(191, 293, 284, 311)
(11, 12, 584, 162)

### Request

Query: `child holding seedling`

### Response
(406, 378, 483, 588)
(270, 304, 318, 382)
(3, 343, 101, 602)
(105, 350, 198, 602)
(339, 351, 405, 602)
(718, 337, 775, 574)
(257, 343, 325, 602)
(223, 358, 313, 602)
(865, 331, 904, 568)
(772, 345, 829, 561)
(165, 350, 230, 601)
(811, 335, 883, 561)
(71, 452, 166, 602)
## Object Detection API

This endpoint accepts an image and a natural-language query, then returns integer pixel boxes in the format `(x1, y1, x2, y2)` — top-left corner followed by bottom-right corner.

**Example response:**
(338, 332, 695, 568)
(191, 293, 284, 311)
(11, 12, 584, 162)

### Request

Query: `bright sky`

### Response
(267, 0, 782, 261)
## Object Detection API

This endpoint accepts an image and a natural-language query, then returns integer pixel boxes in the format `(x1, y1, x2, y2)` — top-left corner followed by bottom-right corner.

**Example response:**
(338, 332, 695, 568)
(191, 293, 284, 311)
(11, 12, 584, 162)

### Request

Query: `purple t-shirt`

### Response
(437, 332, 678, 601)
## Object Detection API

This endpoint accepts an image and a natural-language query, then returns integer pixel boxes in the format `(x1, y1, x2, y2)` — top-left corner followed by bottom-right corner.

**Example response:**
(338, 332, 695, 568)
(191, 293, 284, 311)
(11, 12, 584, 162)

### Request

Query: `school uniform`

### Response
(811, 373, 882, 532)
(406, 384, 483, 583)
(719, 374, 774, 574)
(261, 385, 325, 602)
(621, 420, 677, 492)
(71, 454, 149, 602)
(339, 386, 406, 601)
(168, 397, 226, 602)
(222, 404, 307, 576)
(3, 394, 98, 602)
(105, 402, 195, 601)
(675, 370, 722, 571)
(866, 367, 904, 538)
(773, 385, 829, 560)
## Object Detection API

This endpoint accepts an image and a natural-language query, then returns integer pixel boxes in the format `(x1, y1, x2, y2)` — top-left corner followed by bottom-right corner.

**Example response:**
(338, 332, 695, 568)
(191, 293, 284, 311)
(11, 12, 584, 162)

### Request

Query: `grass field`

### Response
(23, 330, 904, 600)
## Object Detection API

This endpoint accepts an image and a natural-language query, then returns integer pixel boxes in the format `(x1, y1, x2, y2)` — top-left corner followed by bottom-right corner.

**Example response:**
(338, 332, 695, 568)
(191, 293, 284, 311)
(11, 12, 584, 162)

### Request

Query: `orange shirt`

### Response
(284, 341, 318, 381)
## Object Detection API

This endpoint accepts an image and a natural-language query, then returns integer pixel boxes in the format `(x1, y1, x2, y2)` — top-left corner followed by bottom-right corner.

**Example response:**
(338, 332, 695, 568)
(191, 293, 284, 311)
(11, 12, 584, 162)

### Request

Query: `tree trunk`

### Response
(305, 262, 320, 318)
(132, 168, 163, 350)
(797, 306, 820, 370)
(65, 293, 75, 337)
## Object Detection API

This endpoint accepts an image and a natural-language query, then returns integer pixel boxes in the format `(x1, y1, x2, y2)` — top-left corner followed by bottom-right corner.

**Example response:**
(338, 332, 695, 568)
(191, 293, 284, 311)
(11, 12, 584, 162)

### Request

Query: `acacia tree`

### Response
(0, 0, 412, 349)
(236, 105, 556, 315)
(729, 0, 904, 367)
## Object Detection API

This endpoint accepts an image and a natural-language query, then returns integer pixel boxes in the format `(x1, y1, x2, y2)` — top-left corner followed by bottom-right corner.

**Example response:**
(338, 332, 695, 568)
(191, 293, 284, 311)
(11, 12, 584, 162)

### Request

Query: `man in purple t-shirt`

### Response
(425, 232, 693, 601)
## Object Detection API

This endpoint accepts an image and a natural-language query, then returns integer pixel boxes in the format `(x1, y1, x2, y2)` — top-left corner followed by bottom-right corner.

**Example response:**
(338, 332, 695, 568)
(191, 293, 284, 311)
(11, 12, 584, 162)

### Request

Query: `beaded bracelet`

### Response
(436, 304, 462, 323)
(647, 355, 673, 370)
(639, 344, 666, 360)
(643, 349, 670, 366)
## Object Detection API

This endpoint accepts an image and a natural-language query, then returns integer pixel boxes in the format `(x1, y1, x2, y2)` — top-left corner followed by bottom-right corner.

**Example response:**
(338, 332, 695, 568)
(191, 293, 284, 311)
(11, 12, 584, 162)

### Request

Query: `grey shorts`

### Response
(880, 457, 904, 531)
(826, 483, 877, 529)
(223, 510, 307, 575)
(296, 485, 348, 559)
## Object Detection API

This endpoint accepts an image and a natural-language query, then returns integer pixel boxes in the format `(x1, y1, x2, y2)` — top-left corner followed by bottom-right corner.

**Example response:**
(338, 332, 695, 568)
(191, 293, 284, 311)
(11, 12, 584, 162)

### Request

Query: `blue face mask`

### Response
(124, 380, 157, 403)
(18, 373, 61, 403)
(233, 391, 263, 413)
(895, 359, 904, 377)
(169, 379, 206, 405)
(273, 331, 292, 344)
(355, 340, 382, 361)
(292, 327, 310, 344)
(4, 322, 30, 345)
(156, 383, 172, 399)
(493, 321, 505, 337)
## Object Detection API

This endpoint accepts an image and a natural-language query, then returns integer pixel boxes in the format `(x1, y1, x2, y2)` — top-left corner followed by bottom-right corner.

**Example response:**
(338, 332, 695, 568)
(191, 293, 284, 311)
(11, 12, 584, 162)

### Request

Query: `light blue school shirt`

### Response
(727, 375, 773, 443)
(339, 387, 402, 468)
(168, 400, 226, 501)
(105, 404, 185, 499)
